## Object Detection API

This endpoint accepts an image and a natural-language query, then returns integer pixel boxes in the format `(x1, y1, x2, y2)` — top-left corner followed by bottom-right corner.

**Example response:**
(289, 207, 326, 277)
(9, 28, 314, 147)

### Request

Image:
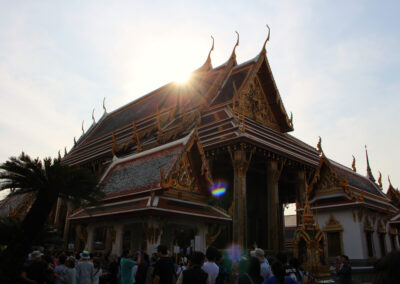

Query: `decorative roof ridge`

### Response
(365, 145, 375, 182)
(194, 36, 215, 72)
(99, 129, 195, 184)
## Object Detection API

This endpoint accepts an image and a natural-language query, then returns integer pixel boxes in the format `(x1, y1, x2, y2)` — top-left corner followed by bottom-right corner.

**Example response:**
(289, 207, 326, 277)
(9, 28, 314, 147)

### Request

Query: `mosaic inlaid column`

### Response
(229, 146, 254, 247)
(266, 159, 283, 253)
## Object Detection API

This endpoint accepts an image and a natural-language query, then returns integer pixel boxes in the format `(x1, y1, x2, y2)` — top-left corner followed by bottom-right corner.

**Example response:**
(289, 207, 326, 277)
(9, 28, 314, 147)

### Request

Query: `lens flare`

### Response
(226, 244, 243, 263)
(210, 182, 227, 197)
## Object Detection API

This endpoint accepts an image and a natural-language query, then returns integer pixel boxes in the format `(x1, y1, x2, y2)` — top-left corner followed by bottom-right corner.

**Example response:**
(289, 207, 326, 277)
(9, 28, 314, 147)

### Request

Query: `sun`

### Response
(174, 71, 192, 84)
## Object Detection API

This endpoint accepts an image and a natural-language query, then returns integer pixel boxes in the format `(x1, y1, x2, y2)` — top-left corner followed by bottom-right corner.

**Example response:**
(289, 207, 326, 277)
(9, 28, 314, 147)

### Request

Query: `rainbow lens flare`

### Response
(210, 182, 227, 197)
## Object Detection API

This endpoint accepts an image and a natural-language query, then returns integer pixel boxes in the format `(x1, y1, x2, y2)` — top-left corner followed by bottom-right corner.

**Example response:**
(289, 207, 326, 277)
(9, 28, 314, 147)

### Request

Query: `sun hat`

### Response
(80, 250, 91, 260)
(250, 248, 265, 262)
(31, 250, 43, 259)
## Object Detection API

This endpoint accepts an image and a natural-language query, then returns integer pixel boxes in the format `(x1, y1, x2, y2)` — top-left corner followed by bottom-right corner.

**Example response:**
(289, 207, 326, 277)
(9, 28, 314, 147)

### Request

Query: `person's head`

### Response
(250, 248, 265, 263)
(80, 250, 90, 261)
(276, 252, 287, 265)
(59, 255, 67, 265)
(124, 250, 134, 258)
(373, 250, 400, 284)
(31, 250, 43, 262)
(66, 257, 75, 268)
(157, 245, 168, 256)
(340, 255, 349, 264)
(93, 258, 101, 269)
(271, 261, 285, 284)
(191, 251, 205, 267)
(289, 257, 301, 269)
(205, 246, 218, 262)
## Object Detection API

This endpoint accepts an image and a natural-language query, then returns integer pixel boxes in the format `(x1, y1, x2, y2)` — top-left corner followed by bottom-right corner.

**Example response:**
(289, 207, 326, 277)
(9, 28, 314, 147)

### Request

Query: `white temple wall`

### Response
(315, 208, 365, 259)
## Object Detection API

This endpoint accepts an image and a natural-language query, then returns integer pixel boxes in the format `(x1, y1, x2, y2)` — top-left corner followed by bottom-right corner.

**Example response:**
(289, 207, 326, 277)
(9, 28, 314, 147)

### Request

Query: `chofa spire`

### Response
(197, 36, 215, 72)
(365, 145, 375, 182)
(230, 31, 240, 62)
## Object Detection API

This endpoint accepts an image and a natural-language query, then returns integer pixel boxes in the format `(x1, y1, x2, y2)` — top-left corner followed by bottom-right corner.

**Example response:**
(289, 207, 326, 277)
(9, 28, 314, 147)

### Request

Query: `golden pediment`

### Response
(241, 78, 280, 131)
(323, 215, 343, 231)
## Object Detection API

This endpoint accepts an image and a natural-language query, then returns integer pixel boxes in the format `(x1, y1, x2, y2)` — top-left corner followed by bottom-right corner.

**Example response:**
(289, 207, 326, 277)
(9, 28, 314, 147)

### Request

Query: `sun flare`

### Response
(174, 71, 192, 83)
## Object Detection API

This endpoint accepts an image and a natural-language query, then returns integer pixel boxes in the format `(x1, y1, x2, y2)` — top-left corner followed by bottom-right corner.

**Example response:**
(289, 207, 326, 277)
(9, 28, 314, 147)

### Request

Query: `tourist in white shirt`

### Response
(250, 248, 271, 280)
(202, 246, 219, 284)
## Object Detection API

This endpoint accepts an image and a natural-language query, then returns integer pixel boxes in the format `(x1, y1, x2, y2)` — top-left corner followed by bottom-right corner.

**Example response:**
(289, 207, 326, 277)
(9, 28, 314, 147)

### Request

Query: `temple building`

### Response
(1, 31, 399, 267)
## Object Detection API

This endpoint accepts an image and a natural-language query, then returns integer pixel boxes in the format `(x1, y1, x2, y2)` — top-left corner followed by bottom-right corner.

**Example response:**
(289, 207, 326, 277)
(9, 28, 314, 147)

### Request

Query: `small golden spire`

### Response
(132, 121, 142, 152)
(352, 155, 356, 172)
(317, 136, 322, 154)
(81, 120, 85, 134)
(230, 31, 239, 60)
(92, 108, 96, 124)
(103, 97, 107, 113)
(388, 176, 393, 188)
(288, 112, 293, 126)
(262, 24, 271, 51)
(378, 171, 382, 188)
(64, 147, 67, 157)
(73, 136, 77, 145)
(58, 150, 61, 160)
(160, 167, 173, 188)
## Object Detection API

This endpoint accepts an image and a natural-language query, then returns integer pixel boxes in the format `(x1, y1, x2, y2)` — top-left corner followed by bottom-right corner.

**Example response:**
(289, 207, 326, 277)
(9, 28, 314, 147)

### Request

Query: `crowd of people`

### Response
(23, 242, 395, 284)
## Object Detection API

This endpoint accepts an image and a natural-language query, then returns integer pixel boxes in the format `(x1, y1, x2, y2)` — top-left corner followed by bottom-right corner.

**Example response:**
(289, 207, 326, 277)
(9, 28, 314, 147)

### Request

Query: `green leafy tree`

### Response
(0, 152, 103, 282)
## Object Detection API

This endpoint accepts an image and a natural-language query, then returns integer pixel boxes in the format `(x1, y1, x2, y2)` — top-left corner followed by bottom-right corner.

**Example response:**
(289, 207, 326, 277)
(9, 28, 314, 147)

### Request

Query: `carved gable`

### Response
(171, 152, 199, 192)
(241, 78, 280, 131)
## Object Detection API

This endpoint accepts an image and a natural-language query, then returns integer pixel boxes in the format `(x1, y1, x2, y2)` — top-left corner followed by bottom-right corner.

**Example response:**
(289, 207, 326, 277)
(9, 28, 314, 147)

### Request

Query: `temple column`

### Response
(196, 223, 208, 253)
(144, 217, 165, 256)
(63, 201, 72, 249)
(53, 197, 62, 227)
(85, 225, 95, 252)
(111, 224, 124, 256)
(266, 159, 284, 253)
(229, 146, 254, 248)
(296, 170, 306, 226)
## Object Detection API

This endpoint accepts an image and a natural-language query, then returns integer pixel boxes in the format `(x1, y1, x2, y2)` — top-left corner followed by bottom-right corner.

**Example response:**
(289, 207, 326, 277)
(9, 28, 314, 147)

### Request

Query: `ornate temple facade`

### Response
(1, 33, 399, 265)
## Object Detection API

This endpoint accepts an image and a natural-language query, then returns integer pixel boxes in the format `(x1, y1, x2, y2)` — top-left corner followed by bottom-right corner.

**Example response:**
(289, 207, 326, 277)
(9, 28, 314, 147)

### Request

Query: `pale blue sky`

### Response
(0, 1, 399, 200)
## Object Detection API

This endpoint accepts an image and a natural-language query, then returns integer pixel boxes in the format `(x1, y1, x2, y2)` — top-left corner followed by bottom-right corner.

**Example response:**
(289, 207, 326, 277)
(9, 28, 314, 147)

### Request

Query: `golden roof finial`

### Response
(352, 155, 356, 172)
(317, 136, 322, 154)
(103, 97, 107, 113)
(388, 176, 393, 188)
(230, 31, 239, 60)
(64, 147, 67, 157)
(58, 150, 61, 160)
(81, 120, 85, 134)
(288, 112, 293, 126)
(73, 136, 77, 145)
(92, 108, 96, 124)
(262, 24, 271, 51)
(132, 121, 142, 152)
(378, 171, 382, 188)
(365, 145, 375, 182)
(198, 36, 215, 72)
(160, 167, 173, 188)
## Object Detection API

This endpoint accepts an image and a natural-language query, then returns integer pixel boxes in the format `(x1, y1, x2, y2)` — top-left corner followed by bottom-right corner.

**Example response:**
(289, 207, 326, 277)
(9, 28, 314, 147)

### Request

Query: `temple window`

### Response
(327, 232, 341, 257)
(323, 215, 343, 258)
(378, 233, 386, 256)
(94, 227, 107, 251)
(365, 231, 374, 258)
(390, 235, 397, 251)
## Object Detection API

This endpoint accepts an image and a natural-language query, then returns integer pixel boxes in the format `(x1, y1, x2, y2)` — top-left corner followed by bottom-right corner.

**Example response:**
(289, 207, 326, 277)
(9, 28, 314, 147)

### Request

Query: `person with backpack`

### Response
(176, 251, 211, 284)
(54, 254, 68, 284)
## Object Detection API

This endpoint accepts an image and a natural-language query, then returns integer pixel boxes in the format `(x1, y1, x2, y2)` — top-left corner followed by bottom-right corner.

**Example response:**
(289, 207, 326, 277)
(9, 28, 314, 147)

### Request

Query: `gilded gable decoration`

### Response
(239, 78, 280, 131)
(377, 220, 386, 234)
(323, 215, 343, 232)
(364, 217, 374, 232)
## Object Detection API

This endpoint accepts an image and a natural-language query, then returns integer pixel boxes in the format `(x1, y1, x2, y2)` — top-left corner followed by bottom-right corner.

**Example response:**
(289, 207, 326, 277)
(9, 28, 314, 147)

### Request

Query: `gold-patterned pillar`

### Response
(296, 170, 306, 227)
(266, 159, 284, 253)
(229, 146, 254, 248)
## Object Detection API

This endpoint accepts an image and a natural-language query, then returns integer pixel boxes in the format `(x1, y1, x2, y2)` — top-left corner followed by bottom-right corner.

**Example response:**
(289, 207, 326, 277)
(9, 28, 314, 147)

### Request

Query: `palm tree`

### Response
(0, 152, 103, 282)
